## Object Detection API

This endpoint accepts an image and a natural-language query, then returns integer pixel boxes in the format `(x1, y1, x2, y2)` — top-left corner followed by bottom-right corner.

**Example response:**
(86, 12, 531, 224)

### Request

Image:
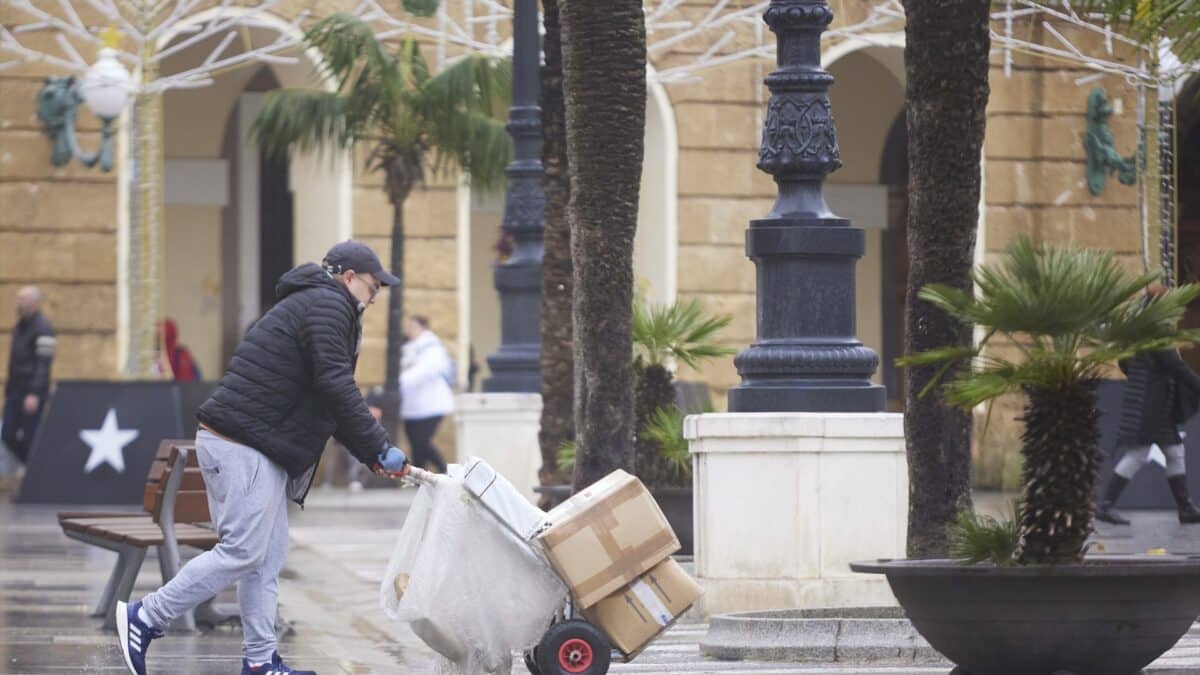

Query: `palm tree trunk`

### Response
(382, 162, 415, 445)
(537, 0, 574, 495)
(560, 0, 646, 491)
(902, 0, 990, 557)
(1017, 382, 1102, 564)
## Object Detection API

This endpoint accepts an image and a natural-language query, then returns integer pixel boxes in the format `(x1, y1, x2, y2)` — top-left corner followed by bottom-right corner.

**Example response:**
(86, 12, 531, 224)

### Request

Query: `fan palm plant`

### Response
(632, 299, 733, 487)
(251, 12, 511, 439)
(902, 237, 1200, 564)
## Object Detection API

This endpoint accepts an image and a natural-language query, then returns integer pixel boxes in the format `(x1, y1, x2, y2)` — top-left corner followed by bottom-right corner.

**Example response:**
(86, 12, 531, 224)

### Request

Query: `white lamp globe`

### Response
(80, 48, 131, 120)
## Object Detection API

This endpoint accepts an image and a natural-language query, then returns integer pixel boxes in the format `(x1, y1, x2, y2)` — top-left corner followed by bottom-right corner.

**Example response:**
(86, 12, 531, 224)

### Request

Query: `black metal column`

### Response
(727, 0, 885, 412)
(483, 0, 544, 393)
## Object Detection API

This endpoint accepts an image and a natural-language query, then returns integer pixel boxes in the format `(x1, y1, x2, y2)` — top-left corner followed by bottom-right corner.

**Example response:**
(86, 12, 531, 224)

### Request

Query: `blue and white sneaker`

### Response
(239, 651, 316, 675)
(115, 600, 162, 675)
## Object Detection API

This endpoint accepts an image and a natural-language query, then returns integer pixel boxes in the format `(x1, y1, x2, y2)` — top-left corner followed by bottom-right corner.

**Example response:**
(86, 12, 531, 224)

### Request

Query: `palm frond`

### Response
(642, 406, 691, 479)
(633, 299, 735, 369)
(948, 499, 1022, 566)
(425, 110, 512, 190)
(420, 52, 512, 120)
(902, 236, 1200, 410)
(1080, 0, 1200, 62)
(251, 90, 352, 163)
(304, 13, 399, 96)
(556, 440, 576, 473)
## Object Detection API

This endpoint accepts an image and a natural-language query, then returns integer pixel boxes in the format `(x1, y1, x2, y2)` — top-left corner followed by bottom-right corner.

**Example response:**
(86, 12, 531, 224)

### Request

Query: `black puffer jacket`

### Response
(1116, 349, 1200, 448)
(6, 312, 55, 398)
(197, 263, 389, 478)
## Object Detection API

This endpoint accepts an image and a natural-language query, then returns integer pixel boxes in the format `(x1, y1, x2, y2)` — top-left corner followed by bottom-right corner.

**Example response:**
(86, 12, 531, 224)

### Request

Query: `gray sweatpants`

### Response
(141, 429, 289, 664)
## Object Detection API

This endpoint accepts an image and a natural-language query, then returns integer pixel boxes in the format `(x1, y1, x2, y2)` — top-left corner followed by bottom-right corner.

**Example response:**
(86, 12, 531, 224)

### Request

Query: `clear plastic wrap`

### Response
(381, 474, 566, 674)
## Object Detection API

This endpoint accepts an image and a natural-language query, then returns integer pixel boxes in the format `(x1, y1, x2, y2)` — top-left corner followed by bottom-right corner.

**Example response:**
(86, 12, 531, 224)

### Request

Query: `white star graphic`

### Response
(80, 409, 140, 474)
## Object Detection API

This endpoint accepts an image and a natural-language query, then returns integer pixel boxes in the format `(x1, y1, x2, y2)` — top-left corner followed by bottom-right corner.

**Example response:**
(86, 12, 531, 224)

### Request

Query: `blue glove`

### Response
(377, 446, 408, 473)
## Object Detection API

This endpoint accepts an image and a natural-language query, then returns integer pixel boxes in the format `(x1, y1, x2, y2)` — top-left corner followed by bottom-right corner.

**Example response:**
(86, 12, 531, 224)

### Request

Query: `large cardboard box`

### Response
(538, 470, 680, 608)
(581, 558, 703, 657)
(461, 457, 548, 540)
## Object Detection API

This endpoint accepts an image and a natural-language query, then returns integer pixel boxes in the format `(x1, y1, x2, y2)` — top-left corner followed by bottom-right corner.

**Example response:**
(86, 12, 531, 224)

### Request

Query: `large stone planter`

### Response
(851, 557, 1200, 675)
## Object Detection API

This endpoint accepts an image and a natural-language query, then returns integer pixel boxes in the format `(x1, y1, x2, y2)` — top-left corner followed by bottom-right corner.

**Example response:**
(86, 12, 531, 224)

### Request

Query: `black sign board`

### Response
(15, 381, 192, 505)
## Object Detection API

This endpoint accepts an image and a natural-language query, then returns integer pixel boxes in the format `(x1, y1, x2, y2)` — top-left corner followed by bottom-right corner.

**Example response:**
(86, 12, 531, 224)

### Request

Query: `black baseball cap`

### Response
(323, 240, 400, 286)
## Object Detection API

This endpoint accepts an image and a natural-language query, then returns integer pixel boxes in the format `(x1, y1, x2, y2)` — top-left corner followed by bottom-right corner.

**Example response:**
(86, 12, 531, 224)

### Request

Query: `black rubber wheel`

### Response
(524, 649, 542, 675)
(535, 619, 611, 675)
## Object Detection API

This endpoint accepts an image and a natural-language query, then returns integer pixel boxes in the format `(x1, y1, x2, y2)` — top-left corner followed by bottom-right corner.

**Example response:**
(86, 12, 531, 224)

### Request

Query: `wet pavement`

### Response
(0, 487, 435, 674)
(5, 486, 1200, 674)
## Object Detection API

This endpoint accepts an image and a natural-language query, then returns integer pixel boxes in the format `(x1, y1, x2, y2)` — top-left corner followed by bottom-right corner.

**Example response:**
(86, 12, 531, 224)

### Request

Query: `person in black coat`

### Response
(3, 286, 55, 465)
(116, 241, 412, 675)
(1097, 289, 1200, 525)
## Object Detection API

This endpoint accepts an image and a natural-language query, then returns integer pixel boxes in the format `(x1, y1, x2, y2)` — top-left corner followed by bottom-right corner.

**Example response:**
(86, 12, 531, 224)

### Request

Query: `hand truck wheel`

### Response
(524, 647, 542, 675)
(535, 619, 611, 675)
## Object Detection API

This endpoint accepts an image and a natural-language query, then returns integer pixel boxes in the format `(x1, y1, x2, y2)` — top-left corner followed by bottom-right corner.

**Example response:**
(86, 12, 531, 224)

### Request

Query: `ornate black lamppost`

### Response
(727, 0, 885, 412)
(483, 0, 544, 393)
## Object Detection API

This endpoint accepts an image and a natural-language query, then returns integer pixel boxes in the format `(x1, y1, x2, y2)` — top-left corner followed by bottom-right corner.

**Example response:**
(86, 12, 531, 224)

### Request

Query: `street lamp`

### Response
(483, 0, 545, 393)
(36, 48, 131, 172)
(726, 0, 885, 412)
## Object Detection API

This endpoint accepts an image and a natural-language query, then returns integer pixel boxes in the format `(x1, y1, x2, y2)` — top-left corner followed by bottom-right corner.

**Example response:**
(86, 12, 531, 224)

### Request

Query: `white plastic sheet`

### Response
(381, 474, 566, 674)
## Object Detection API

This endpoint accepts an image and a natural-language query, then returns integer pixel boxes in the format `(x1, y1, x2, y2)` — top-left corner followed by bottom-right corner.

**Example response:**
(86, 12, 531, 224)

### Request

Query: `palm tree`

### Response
(903, 237, 1200, 564)
(901, 0, 991, 558)
(632, 299, 732, 487)
(559, 0, 647, 491)
(537, 0, 574, 498)
(251, 13, 511, 440)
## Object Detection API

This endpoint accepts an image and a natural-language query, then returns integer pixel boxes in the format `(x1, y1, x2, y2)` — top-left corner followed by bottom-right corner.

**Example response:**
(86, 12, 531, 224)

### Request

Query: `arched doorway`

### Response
(154, 17, 351, 374)
(824, 44, 908, 410)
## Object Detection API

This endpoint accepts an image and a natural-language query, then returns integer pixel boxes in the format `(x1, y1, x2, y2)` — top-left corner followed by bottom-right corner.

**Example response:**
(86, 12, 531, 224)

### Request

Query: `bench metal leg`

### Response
(92, 554, 126, 617)
(102, 546, 146, 630)
(195, 598, 239, 629)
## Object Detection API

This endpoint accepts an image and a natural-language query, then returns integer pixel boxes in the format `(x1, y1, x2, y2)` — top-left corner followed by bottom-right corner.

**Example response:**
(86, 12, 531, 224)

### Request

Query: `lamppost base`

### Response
(482, 345, 541, 394)
(727, 380, 886, 413)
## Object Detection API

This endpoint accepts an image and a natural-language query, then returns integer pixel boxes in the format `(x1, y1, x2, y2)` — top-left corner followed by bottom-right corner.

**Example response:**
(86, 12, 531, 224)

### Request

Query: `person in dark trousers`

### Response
(1097, 286, 1200, 526)
(115, 241, 410, 675)
(4, 286, 55, 465)
(401, 315, 454, 473)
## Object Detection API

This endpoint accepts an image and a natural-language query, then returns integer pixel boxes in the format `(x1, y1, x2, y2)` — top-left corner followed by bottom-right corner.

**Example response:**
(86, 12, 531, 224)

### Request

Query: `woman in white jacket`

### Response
(400, 316, 454, 472)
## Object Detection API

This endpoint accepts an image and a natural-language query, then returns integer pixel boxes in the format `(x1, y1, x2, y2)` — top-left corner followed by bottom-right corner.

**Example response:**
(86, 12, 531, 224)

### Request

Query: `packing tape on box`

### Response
(542, 476, 680, 602)
(572, 530, 680, 600)
(541, 479, 647, 547)
(629, 579, 672, 627)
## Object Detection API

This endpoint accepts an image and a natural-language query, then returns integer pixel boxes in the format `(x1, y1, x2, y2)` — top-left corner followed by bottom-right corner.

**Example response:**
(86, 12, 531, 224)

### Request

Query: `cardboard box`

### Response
(538, 470, 680, 608)
(581, 558, 703, 657)
(461, 457, 548, 540)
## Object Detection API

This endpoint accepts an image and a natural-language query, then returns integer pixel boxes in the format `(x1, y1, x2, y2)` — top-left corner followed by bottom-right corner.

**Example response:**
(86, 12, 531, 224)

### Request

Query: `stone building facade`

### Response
(0, 0, 1190, 486)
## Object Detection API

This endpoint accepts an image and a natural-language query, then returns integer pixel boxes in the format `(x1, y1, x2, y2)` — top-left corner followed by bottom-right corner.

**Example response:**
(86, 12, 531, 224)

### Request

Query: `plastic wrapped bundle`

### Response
(381, 474, 566, 674)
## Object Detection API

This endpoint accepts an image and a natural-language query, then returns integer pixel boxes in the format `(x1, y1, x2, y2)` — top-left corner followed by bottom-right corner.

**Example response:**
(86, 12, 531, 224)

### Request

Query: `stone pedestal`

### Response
(685, 412, 907, 616)
(453, 393, 543, 502)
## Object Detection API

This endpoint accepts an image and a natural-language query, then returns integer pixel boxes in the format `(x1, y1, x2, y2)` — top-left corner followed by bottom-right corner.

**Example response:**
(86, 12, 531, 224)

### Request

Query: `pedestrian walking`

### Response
(116, 241, 410, 675)
(1097, 284, 1200, 525)
(3, 286, 55, 465)
(401, 315, 454, 473)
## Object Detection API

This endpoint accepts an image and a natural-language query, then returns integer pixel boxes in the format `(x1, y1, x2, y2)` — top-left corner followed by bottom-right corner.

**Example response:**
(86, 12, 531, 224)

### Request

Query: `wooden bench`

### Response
(58, 439, 223, 630)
